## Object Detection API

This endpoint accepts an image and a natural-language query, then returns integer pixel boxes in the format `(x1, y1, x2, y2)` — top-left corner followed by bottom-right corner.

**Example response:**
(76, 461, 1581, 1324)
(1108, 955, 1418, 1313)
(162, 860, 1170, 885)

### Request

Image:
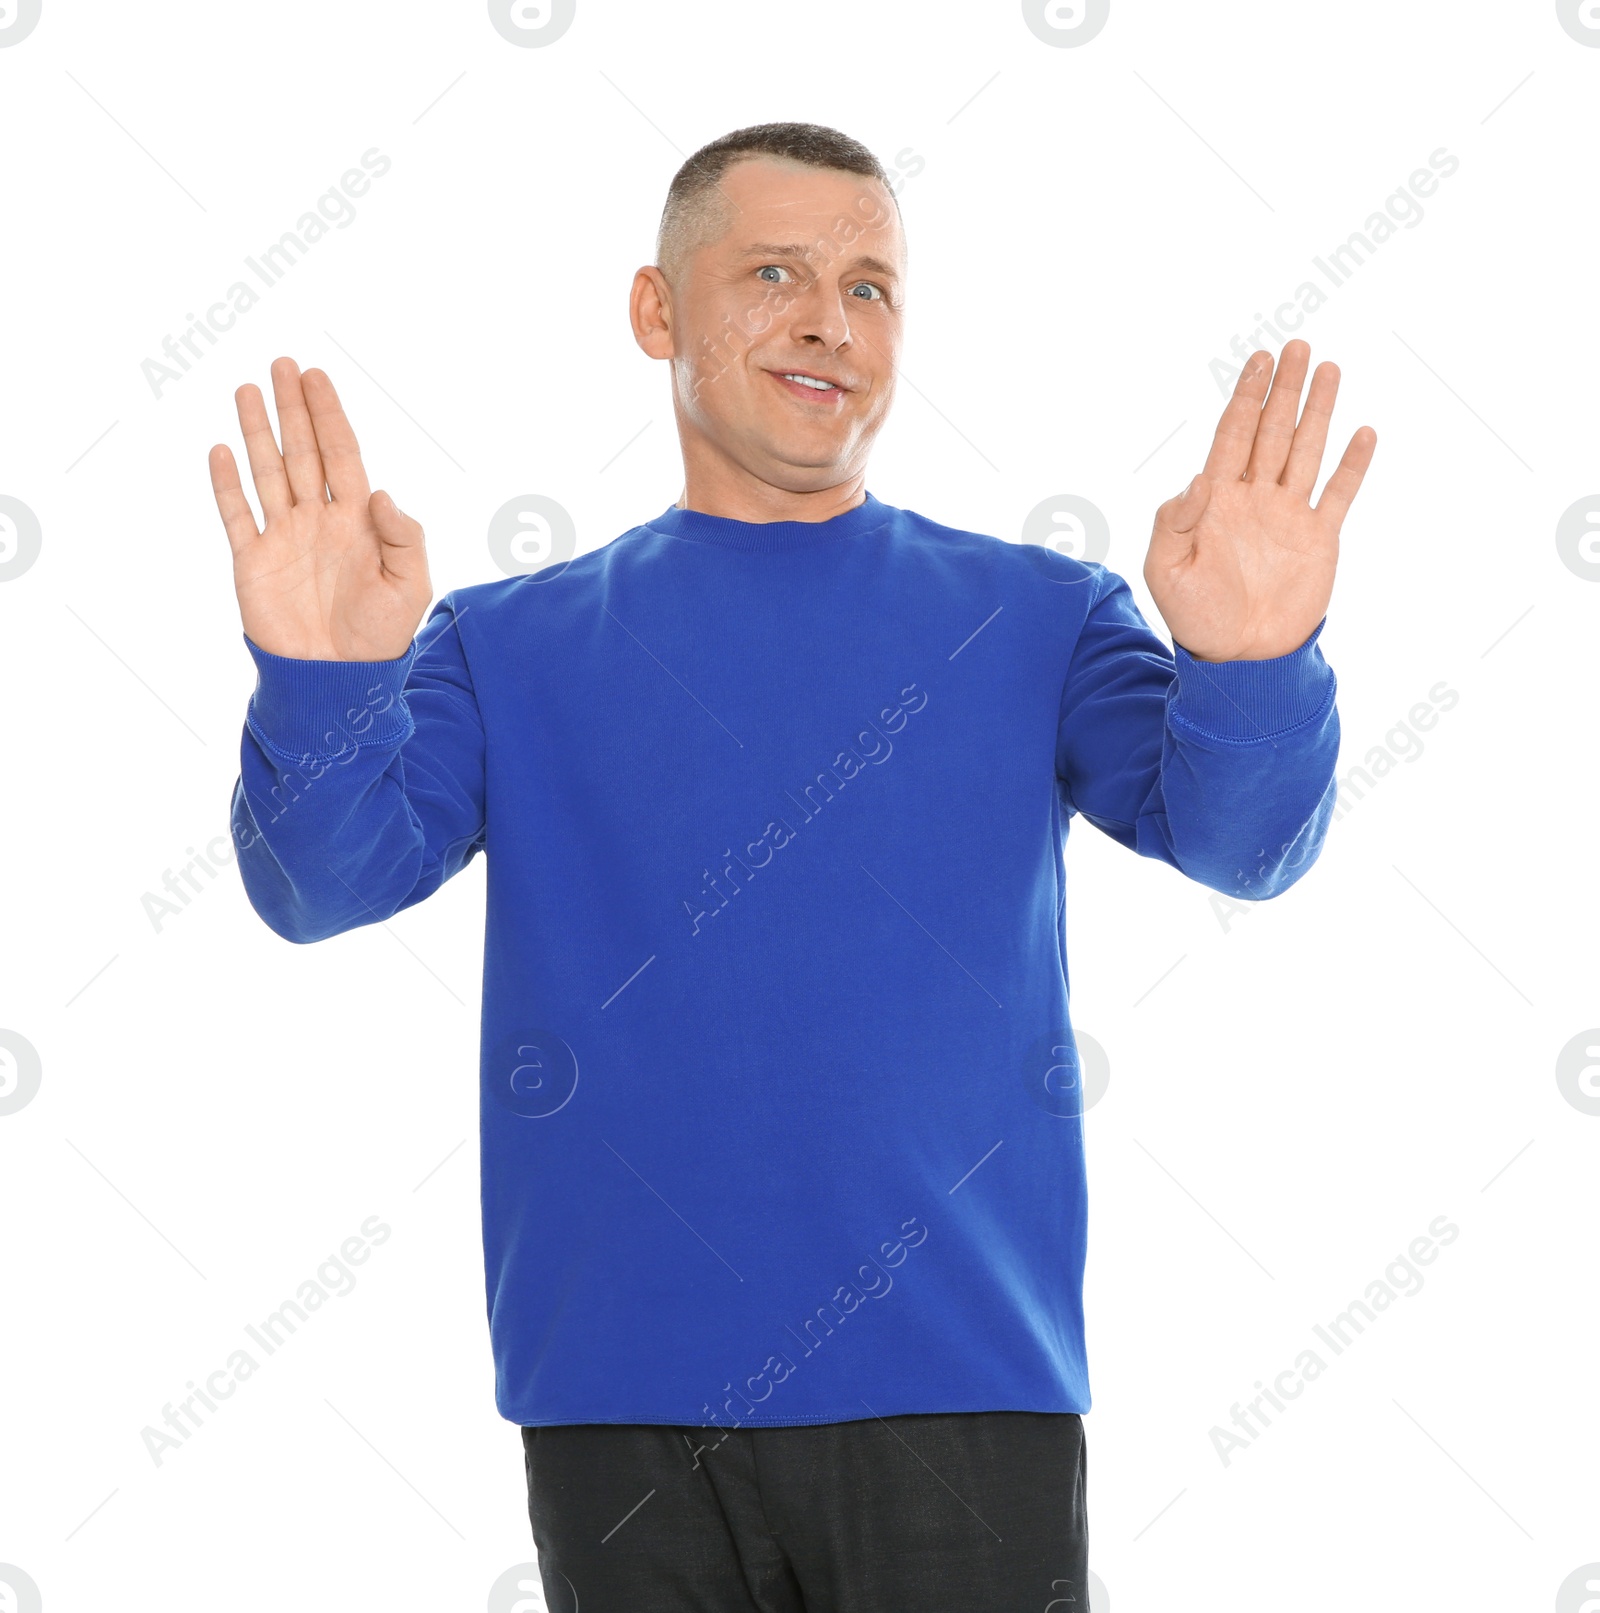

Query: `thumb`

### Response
(370, 489, 427, 570)
(1164, 473, 1211, 533)
(1149, 472, 1211, 561)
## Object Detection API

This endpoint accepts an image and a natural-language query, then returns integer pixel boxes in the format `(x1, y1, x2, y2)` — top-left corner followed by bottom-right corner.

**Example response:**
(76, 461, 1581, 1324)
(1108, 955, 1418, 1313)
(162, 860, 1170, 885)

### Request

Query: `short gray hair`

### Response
(655, 121, 899, 284)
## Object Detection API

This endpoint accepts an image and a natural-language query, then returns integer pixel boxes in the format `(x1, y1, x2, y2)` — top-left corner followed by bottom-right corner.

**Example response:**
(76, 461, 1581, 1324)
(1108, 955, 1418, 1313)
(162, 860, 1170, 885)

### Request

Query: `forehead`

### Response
(705, 155, 905, 268)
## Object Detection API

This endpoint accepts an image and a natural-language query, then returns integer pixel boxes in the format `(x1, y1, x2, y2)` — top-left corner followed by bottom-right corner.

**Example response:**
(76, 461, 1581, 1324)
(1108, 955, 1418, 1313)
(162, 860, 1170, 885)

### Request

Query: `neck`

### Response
(674, 455, 868, 525)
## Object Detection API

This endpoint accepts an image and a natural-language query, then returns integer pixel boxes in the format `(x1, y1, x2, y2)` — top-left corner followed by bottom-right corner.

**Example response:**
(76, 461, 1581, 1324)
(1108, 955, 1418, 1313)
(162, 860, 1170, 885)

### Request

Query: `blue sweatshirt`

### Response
(230, 490, 1339, 1429)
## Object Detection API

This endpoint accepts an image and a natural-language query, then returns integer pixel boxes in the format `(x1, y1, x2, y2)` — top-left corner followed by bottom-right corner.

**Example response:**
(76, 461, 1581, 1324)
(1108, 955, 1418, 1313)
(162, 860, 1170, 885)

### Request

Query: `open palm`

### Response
(1145, 340, 1377, 662)
(209, 357, 430, 662)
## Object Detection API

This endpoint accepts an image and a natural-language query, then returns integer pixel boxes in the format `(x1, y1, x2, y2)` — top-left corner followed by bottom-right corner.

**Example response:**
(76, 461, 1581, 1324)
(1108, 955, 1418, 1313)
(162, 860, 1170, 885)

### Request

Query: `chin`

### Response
(765, 450, 857, 479)
(751, 456, 857, 491)
(755, 429, 865, 472)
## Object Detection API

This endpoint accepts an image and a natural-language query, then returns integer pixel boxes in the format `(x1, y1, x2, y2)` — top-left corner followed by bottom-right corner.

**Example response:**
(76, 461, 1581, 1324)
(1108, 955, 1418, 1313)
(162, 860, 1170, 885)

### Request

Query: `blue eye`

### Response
(849, 282, 884, 301)
(756, 265, 792, 283)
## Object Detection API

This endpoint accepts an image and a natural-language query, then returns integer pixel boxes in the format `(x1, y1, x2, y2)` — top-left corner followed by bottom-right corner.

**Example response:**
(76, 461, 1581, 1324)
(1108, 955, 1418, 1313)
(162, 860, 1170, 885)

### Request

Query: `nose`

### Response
(784, 277, 853, 351)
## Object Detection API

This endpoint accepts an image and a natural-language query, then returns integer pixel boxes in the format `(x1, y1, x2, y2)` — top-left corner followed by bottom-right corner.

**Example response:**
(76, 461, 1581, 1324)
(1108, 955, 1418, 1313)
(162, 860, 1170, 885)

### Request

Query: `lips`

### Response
(767, 368, 850, 402)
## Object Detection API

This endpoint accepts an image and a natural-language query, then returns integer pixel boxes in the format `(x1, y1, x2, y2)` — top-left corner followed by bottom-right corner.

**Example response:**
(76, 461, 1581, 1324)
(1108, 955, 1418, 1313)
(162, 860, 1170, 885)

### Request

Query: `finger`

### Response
(302, 368, 372, 507)
(1203, 350, 1274, 482)
(1148, 474, 1212, 564)
(370, 490, 428, 580)
(234, 380, 293, 521)
(1244, 339, 1312, 486)
(208, 443, 261, 558)
(1311, 427, 1378, 530)
(270, 356, 329, 506)
(1158, 473, 1211, 533)
(1281, 361, 1342, 499)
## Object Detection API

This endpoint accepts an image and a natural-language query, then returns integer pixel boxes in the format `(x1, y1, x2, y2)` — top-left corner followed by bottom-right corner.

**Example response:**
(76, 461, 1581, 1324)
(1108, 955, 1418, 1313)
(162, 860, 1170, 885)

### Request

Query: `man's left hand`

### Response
(1145, 339, 1377, 662)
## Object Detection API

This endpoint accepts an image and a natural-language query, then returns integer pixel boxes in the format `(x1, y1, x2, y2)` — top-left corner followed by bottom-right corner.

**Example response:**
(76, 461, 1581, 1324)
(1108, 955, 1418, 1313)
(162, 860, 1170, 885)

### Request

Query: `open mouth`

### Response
(768, 369, 847, 403)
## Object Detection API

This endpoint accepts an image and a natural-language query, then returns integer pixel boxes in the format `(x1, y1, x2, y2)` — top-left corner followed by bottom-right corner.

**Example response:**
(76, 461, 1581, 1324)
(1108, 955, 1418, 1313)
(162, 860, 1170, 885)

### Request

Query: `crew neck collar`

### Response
(644, 490, 892, 554)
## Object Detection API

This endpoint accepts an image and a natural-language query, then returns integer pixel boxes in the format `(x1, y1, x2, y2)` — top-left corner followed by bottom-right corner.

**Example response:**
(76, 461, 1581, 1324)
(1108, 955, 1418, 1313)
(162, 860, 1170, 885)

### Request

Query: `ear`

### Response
(630, 265, 676, 360)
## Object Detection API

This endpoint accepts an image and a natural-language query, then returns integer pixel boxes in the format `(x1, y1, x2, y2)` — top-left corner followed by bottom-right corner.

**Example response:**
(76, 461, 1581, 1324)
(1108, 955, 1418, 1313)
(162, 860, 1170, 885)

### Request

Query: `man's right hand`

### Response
(210, 356, 431, 662)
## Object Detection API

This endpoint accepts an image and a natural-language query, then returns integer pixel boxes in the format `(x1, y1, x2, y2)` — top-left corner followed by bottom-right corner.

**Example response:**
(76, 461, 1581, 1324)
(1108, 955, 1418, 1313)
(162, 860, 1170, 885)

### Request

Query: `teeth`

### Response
(783, 373, 836, 390)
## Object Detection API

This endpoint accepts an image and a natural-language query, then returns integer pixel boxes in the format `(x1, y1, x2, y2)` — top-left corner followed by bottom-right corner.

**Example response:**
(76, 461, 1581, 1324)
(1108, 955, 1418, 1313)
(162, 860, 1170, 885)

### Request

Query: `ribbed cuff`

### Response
(1169, 617, 1335, 742)
(242, 633, 418, 762)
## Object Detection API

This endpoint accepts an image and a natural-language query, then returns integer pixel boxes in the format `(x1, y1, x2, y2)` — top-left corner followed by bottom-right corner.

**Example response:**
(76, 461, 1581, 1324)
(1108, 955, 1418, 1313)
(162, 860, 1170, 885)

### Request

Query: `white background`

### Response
(1, 0, 1596, 1608)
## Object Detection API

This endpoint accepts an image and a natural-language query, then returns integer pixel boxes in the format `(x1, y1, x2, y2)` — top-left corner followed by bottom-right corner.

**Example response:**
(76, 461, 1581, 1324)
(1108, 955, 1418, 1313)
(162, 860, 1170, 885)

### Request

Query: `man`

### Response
(212, 122, 1374, 1612)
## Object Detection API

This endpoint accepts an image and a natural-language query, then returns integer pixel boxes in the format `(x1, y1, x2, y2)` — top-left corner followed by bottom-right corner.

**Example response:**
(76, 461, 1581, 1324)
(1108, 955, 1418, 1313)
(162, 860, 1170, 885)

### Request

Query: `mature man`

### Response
(213, 122, 1374, 1612)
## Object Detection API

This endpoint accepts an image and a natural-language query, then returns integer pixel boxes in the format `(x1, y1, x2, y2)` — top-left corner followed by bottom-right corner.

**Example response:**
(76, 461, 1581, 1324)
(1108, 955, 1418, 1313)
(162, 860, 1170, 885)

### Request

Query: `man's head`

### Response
(630, 122, 906, 510)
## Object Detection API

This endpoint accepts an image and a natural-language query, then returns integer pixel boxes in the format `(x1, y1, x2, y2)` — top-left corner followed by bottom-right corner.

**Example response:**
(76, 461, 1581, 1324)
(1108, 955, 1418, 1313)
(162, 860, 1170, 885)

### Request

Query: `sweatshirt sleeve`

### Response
(1054, 564, 1339, 900)
(229, 594, 487, 943)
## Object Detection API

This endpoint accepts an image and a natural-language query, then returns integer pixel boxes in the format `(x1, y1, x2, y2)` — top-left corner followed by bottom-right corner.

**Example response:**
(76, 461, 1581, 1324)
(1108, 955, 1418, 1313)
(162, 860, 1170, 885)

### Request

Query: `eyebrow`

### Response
(738, 242, 900, 281)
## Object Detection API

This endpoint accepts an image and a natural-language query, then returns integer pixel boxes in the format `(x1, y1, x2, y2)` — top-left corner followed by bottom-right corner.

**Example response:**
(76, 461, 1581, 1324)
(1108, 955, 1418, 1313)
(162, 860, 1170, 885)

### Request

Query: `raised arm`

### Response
(212, 359, 485, 942)
(1056, 340, 1374, 899)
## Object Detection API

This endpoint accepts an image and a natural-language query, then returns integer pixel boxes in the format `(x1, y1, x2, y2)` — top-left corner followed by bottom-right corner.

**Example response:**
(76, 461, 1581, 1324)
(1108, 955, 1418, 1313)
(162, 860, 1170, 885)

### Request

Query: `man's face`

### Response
(643, 156, 905, 493)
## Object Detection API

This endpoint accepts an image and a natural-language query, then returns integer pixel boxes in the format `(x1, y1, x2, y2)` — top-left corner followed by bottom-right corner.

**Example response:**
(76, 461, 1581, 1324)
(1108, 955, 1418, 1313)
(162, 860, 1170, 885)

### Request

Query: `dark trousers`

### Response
(521, 1409, 1088, 1612)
